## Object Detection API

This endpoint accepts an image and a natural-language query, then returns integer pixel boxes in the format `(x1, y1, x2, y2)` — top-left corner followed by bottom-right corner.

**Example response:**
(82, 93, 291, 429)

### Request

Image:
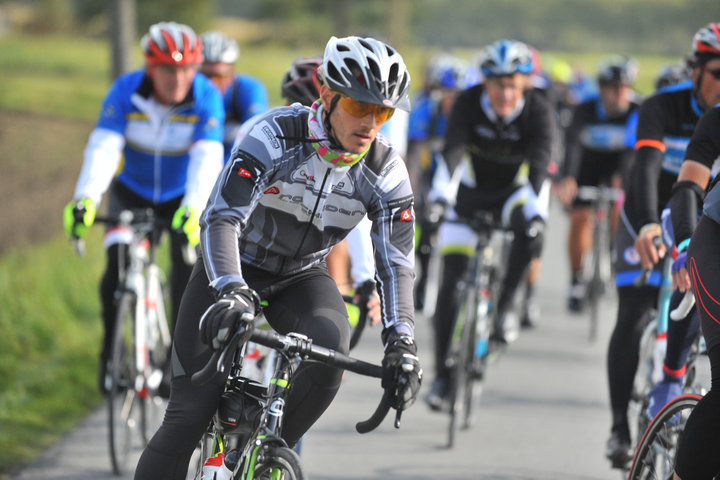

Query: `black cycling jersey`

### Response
(625, 82, 704, 231)
(685, 106, 720, 221)
(561, 96, 641, 189)
(442, 84, 555, 216)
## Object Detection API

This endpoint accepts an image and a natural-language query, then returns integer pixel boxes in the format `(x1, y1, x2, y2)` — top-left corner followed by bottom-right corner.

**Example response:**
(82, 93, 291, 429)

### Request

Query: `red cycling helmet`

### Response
(142, 22, 203, 66)
(692, 22, 720, 65)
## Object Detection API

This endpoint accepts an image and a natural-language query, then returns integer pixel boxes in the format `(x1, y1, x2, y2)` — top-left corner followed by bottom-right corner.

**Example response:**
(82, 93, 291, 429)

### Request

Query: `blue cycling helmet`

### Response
(479, 39, 533, 77)
(425, 54, 468, 90)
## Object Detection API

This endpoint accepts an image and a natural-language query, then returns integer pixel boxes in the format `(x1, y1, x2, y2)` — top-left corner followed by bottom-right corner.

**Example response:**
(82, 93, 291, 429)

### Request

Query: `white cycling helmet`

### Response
(479, 39, 533, 77)
(597, 55, 638, 85)
(200, 31, 240, 64)
(319, 36, 411, 111)
(692, 22, 720, 65)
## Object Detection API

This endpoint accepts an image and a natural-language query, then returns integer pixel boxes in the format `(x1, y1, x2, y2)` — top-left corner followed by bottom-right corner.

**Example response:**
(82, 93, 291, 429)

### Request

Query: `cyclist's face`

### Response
(599, 82, 631, 117)
(694, 58, 720, 110)
(200, 62, 234, 94)
(485, 74, 527, 118)
(320, 86, 388, 154)
(149, 64, 198, 105)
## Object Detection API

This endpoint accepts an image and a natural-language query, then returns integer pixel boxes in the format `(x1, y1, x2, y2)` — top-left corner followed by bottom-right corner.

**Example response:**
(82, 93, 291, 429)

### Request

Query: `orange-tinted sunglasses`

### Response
(337, 94, 395, 123)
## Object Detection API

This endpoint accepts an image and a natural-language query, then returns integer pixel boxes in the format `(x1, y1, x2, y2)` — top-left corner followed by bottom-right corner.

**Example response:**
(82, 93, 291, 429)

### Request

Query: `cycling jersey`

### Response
(74, 70, 225, 209)
(408, 93, 449, 143)
(561, 95, 641, 190)
(221, 74, 268, 161)
(441, 84, 555, 217)
(625, 81, 704, 231)
(682, 106, 720, 222)
(200, 104, 416, 339)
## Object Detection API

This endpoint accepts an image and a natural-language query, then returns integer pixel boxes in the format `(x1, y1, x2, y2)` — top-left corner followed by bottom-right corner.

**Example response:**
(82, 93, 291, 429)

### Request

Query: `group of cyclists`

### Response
(60, 18, 720, 479)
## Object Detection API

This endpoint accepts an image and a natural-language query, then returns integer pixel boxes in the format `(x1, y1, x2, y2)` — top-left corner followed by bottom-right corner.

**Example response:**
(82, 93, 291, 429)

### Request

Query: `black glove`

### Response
(382, 334, 422, 411)
(199, 284, 260, 351)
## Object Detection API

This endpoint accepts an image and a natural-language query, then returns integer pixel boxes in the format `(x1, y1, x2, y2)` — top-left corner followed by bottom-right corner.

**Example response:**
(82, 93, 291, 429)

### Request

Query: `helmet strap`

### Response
(323, 94, 344, 150)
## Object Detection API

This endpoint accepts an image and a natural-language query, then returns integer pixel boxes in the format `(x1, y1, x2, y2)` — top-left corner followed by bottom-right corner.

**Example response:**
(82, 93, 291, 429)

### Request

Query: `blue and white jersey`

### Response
(75, 70, 225, 209)
(221, 74, 269, 162)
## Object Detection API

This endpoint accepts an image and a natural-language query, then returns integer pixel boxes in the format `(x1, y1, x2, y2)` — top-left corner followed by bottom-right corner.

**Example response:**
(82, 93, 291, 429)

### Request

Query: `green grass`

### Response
(0, 231, 106, 473)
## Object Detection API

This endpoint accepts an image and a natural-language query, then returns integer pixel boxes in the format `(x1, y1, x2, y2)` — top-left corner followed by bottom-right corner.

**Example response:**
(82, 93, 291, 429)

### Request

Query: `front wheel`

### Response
(253, 446, 305, 480)
(627, 394, 700, 480)
(108, 291, 144, 475)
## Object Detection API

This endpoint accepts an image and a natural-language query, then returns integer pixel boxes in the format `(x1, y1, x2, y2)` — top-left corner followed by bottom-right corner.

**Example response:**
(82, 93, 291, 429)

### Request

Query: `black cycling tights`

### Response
(134, 259, 349, 480)
(607, 284, 658, 438)
(674, 346, 720, 479)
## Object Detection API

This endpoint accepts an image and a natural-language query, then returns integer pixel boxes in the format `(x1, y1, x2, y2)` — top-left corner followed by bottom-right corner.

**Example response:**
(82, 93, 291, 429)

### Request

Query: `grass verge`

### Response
(0, 231, 106, 473)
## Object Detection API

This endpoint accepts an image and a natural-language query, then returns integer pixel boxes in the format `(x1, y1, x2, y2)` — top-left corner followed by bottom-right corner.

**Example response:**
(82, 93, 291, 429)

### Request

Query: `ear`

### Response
(319, 85, 335, 110)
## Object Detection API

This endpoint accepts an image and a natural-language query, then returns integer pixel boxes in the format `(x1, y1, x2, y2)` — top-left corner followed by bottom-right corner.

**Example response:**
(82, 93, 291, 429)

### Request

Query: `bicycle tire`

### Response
(141, 270, 171, 442)
(108, 291, 143, 475)
(627, 394, 701, 480)
(252, 446, 305, 480)
(446, 284, 475, 448)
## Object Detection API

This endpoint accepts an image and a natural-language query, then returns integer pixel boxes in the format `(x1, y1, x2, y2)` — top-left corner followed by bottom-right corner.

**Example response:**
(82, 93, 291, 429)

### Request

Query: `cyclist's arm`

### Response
(366, 155, 416, 344)
(441, 88, 473, 176)
(182, 79, 226, 210)
(200, 117, 276, 295)
(559, 102, 585, 181)
(73, 128, 125, 204)
(525, 92, 555, 195)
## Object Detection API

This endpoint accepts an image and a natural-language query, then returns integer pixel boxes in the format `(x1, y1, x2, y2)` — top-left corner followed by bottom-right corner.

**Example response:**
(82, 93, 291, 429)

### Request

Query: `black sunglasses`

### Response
(705, 67, 720, 80)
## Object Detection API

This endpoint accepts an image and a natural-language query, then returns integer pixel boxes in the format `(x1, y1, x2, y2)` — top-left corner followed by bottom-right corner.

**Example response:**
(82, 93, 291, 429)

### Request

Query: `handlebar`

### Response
(191, 326, 396, 433)
(670, 290, 696, 321)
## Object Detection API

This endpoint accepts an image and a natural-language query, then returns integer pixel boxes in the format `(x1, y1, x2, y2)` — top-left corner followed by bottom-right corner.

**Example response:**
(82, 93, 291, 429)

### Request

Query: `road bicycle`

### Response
(444, 211, 512, 448)
(74, 208, 176, 475)
(576, 185, 623, 341)
(188, 317, 401, 479)
(627, 290, 706, 479)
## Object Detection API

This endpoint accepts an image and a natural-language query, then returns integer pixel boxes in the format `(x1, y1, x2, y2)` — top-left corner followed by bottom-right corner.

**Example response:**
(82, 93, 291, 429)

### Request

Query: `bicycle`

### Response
(73, 208, 175, 475)
(444, 211, 512, 448)
(188, 316, 402, 479)
(576, 185, 623, 341)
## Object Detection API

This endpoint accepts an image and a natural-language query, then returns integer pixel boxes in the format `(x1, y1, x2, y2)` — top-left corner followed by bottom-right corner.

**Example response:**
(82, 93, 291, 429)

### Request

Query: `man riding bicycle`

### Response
(604, 22, 720, 468)
(425, 39, 555, 410)
(133, 35, 422, 479)
(63, 22, 225, 395)
(556, 55, 642, 312)
(199, 31, 268, 163)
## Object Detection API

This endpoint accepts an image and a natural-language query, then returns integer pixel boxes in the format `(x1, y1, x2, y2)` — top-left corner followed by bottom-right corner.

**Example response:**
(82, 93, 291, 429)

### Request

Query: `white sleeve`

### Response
(74, 128, 125, 204)
(346, 215, 375, 287)
(182, 139, 224, 210)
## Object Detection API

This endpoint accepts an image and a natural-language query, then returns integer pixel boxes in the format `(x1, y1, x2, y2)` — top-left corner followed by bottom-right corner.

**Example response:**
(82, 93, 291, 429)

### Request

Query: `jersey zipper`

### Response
(292, 167, 332, 259)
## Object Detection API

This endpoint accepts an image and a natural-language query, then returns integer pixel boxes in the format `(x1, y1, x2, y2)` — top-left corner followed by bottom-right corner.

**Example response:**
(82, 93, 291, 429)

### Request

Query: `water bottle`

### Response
(201, 449, 240, 480)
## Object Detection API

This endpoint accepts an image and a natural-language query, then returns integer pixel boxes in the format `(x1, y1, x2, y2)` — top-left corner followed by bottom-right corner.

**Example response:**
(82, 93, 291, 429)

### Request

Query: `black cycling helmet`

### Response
(597, 55, 638, 85)
(319, 36, 411, 111)
(281, 56, 322, 106)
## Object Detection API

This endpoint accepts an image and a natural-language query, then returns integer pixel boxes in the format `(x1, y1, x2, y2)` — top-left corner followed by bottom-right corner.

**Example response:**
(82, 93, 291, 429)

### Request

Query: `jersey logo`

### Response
(400, 209, 412, 222)
(237, 168, 252, 178)
(264, 186, 279, 194)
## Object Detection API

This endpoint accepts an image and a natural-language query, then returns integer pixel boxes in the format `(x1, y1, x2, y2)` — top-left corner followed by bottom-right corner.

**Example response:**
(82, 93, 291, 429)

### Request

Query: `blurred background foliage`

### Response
(3, 0, 717, 57)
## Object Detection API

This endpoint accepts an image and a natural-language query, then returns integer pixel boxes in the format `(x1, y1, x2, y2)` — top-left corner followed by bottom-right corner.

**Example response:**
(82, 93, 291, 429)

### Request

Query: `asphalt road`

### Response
(12, 202, 640, 480)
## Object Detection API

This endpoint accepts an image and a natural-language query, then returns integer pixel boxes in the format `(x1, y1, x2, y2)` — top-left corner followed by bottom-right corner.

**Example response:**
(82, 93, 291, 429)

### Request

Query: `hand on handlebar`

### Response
(200, 284, 260, 351)
(634, 224, 666, 270)
(354, 280, 381, 326)
(382, 334, 423, 411)
(172, 205, 201, 247)
(671, 250, 692, 293)
(63, 197, 96, 240)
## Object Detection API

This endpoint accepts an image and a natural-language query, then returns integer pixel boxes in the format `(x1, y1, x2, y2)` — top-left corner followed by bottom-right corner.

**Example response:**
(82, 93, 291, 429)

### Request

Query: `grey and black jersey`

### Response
(200, 104, 416, 338)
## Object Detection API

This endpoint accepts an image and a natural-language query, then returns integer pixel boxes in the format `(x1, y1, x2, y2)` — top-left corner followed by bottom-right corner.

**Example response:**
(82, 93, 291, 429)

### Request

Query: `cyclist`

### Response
(557, 55, 642, 312)
(604, 22, 720, 468)
(134, 35, 422, 479)
(670, 107, 720, 480)
(645, 22, 720, 425)
(406, 53, 474, 311)
(425, 39, 555, 410)
(62, 21, 225, 394)
(199, 31, 268, 162)
(280, 55, 381, 324)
